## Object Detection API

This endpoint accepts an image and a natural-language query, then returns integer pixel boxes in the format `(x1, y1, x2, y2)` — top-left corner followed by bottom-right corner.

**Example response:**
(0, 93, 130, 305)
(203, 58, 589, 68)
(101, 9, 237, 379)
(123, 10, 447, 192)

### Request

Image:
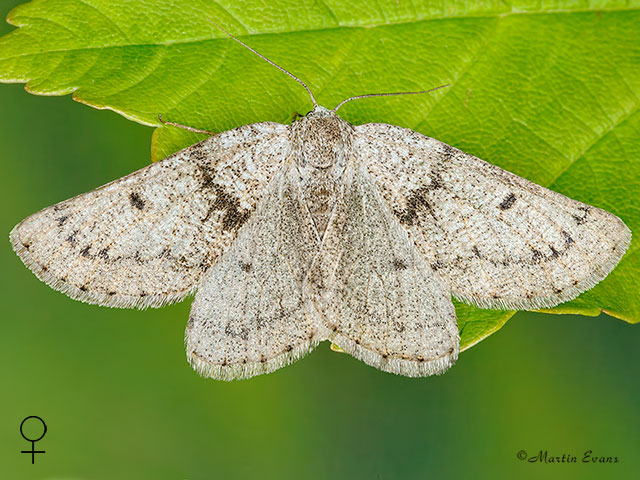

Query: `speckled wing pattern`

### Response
(10, 107, 631, 381)
(186, 166, 322, 380)
(307, 164, 459, 377)
(356, 123, 631, 310)
(10, 122, 290, 309)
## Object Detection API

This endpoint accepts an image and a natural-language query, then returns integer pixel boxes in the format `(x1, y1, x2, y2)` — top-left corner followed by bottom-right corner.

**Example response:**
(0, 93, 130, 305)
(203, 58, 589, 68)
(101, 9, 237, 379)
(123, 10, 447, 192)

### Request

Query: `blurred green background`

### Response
(1, 2, 639, 480)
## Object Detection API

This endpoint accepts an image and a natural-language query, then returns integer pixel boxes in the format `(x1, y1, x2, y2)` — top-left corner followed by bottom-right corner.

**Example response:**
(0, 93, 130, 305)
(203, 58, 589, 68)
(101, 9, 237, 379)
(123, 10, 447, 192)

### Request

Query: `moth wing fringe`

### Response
(10, 225, 194, 310)
(453, 225, 631, 311)
(327, 332, 458, 377)
(186, 338, 319, 381)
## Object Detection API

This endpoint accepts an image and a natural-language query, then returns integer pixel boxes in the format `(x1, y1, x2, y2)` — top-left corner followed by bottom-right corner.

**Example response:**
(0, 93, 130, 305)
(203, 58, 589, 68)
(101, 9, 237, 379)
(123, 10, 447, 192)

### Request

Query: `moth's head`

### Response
(291, 106, 354, 170)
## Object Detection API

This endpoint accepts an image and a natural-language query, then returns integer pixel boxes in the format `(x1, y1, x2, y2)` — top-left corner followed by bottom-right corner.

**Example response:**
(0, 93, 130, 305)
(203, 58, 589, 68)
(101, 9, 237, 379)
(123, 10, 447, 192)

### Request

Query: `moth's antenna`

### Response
(332, 84, 450, 113)
(206, 19, 318, 108)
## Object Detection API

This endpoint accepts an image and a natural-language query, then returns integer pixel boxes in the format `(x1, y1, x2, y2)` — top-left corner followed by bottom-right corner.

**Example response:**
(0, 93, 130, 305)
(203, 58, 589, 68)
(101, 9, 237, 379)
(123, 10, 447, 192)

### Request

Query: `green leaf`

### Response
(1, 0, 638, 350)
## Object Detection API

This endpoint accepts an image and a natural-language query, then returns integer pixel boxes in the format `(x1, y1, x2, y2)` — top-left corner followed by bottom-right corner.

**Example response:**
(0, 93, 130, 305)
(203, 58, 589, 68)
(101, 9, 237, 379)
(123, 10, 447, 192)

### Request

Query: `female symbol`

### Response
(20, 416, 46, 464)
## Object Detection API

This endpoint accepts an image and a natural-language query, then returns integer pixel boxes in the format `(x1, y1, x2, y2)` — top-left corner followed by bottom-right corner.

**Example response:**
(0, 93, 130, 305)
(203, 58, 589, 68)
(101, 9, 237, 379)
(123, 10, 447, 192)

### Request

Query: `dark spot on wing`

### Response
(129, 192, 145, 210)
(200, 168, 215, 189)
(80, 245, 91, 258)
(392, 258, 407, 270)
(562, 230, 574, 245)
(393, 322, 405, 333)
(572, 206, 590, 225)
(56, 215, 69, 226)
(79, 285, 88, 292)
(239, 261, 252, 272)
(532, 237, 576, 264)
(395, 186, 436, 226)
(472, 246, 481, 258)
(498, 193, 516, 210)
(440, 143, 457, 161)
(553, 288, 563, 294)
(284, 345, 293, 352)
(98, 247, 109, 260)
(429, 171, 443, 190)
(225, 324, 248, 341)
(66, 230, 78, 246)
(188, 142, 211, 165)
(256, 315, 267, 330)
(430, 261, 444, 271)
(204, 185, 250, 230)
(277, 302, 288, 322)
(222, 208, 249, 231)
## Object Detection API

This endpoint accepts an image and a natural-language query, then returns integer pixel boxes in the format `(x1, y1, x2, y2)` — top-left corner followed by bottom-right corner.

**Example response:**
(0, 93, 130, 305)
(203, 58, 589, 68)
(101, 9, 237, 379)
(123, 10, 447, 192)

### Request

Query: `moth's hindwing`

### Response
(306, 164, 459, 377)
(186, 166, 322, 380)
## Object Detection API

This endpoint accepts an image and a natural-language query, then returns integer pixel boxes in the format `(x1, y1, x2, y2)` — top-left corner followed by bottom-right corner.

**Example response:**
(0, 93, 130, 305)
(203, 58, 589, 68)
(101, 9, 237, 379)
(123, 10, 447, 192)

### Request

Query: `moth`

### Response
(10, 25, 631, 380)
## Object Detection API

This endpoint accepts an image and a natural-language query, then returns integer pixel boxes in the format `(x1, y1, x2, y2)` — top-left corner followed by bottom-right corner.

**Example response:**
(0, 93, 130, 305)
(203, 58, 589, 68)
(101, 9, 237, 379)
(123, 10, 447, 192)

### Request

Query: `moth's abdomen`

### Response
(303, 179, 338, 235)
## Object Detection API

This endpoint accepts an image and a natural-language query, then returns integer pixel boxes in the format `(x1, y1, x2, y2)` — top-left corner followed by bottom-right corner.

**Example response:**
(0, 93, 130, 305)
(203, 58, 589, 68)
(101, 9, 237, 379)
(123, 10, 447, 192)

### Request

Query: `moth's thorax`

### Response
(291, 106, 355, 235)
(291, 106, 354, 173)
